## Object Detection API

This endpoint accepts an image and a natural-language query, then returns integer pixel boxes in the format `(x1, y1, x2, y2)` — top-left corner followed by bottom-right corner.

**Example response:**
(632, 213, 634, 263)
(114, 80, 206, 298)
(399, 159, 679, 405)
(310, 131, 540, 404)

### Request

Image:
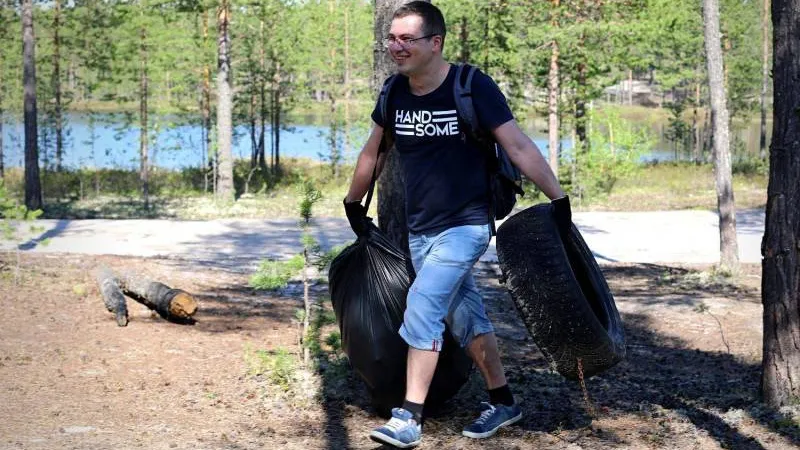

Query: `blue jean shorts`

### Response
(399, 223, 494, 352)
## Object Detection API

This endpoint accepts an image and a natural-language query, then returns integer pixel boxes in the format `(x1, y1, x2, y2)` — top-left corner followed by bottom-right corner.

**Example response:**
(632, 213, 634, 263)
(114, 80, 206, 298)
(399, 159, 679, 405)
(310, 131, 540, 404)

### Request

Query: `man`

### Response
(343, 2, 570, 448)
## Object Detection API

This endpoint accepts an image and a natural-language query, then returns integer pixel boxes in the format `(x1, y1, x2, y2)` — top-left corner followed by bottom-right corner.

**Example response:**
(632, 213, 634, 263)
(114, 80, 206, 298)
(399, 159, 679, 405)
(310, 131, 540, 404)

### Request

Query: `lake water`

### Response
(0, 112, 766, 170)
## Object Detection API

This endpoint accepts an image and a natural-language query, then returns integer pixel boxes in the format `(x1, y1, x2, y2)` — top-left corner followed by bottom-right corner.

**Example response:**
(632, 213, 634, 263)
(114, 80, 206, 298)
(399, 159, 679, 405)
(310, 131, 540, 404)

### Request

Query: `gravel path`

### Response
(3, 208, 764, 270)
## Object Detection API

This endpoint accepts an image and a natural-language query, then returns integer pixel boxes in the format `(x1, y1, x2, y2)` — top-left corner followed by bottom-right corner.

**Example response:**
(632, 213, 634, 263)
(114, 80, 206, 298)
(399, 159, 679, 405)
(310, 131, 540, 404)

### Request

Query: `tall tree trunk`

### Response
(165, 71, 171, 105)
(22, 0, 42, 210)
(703, 0, 739, 271)
(627, 69, 633, 105)
(273, 60, 281, 174)
(761, 0, 800, 408)
(459, 16, 469, 64)
(53, 0, 63, 172)
(760, 0, 771, 159)
(329, 0, 340, 177)
(202, 9, 212, 193)
(575, 60, 588, 150)
(216, 0, 234, 201)
(249, 74, 257, 169)
(344, 3, 351, 163)
(258, 18, 266, 170)
(547, 0, 560, 177)
(375, 0, 412, 253)
(0, 55, 4, 178)
(139, 25, 149, 210)
(693, 82, 702, 163)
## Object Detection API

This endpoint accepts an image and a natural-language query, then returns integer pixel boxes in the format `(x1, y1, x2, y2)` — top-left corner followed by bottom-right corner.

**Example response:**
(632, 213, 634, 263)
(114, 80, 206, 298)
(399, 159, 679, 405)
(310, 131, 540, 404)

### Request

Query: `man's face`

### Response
(387, 15, 438, 75)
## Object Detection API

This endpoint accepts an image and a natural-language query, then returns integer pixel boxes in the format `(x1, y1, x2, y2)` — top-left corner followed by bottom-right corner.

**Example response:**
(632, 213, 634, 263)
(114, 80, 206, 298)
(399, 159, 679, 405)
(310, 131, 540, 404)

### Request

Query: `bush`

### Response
(249, 254, 305, 290)
(562, 109, 656, 202)
(733, 155, 768, 176)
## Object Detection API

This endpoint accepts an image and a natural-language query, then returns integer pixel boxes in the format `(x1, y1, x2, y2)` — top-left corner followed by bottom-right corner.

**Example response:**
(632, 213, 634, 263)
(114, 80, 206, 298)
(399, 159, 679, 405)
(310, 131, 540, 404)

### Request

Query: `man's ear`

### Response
(432, 35, 444, 53)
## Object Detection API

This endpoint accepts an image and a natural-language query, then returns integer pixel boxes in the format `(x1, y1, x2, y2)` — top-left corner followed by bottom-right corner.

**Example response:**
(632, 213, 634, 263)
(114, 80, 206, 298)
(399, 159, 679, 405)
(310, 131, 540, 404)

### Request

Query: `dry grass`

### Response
(9, 160, 768, 220)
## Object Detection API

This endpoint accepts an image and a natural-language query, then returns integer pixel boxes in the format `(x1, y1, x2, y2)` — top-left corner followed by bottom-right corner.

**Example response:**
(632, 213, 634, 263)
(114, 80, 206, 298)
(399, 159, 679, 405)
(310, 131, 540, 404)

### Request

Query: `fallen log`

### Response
(116, 273, 198, 324)
(94, 267, 129, 327)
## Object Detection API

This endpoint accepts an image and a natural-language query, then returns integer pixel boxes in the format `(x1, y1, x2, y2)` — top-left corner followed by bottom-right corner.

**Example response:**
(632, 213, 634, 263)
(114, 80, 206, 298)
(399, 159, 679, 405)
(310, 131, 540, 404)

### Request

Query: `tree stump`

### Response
(94, 267, 129, 327)
(116, 273, 198, 324)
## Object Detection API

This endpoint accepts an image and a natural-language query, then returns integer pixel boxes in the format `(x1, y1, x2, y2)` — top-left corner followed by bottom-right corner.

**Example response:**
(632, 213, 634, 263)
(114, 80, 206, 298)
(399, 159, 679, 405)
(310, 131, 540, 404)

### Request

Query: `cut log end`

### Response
(168, 292, 198, 319)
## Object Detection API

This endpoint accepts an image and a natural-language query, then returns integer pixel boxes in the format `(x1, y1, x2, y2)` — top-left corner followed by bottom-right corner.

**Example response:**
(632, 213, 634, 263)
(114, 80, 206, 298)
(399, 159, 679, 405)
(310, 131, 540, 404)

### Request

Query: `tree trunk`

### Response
(761, 0, 800, 408)
(249, 71, 258, 169)
(258, 19, 267, 170)
(628, 69, 633, 105)
(548, 0, 560, 177)
(116, 272, 198, 323)
(94, 267, 129, 327)
(375, 0, 413, 254)
(575, 61, 588, 151)
(693, 82, 702, 163)
(760, 0, 771, 159)
(22, 0, 42, 211)
(329, 0, 340, 177)
(202, 9, 212, 193)
(0, 58, 4, 178)
(459, 16, 470, 64)
(273, 60, 281, 174)
(216, 0, 235, 201)
(139, 24, 149, 210)
(53, 0, 63, 172)
(344, 3, 352, 164)
(703, 0, 739, 271)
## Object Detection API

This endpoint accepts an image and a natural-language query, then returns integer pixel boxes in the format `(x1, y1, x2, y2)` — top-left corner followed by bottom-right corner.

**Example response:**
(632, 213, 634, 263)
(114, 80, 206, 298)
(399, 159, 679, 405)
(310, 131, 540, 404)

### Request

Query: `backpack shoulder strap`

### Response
(378, 73, 399, 155)
(453, 63, 481, 137)
(379, 74, 398, 132)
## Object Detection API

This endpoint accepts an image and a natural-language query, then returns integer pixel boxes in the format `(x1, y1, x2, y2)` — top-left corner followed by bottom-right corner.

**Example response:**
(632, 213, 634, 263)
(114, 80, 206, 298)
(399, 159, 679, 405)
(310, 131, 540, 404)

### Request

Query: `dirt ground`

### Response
(1, 253, 799, 450)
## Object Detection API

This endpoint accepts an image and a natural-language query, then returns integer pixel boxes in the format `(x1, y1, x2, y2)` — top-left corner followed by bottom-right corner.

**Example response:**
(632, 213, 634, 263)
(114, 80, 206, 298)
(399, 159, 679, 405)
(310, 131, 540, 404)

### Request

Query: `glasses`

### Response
(383, 34, 436, 50)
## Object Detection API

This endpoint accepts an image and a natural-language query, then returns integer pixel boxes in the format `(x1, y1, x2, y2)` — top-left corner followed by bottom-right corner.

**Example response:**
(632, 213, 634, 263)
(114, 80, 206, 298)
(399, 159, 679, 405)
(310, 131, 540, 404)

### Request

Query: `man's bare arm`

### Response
(345, 122, 385, 203)
(491, 119, 565, 200)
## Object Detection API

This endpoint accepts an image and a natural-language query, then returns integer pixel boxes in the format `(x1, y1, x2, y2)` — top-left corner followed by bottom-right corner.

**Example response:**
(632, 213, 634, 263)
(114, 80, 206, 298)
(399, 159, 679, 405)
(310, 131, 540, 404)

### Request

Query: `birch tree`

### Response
(703, 0, 739, 271)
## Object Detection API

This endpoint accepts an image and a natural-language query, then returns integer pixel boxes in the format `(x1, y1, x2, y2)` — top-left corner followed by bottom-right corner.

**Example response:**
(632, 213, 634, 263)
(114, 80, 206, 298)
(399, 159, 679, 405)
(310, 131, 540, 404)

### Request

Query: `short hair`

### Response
(393, 1, 447, 45)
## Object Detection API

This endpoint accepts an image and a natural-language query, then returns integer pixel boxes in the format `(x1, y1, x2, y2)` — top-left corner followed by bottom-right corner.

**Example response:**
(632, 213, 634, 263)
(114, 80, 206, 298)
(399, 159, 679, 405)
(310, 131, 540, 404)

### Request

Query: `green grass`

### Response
(249, 254, 305, 291)
(2, 158, 767, 220)
(572, 162, 767, 211)
(243, 345, 297, 391)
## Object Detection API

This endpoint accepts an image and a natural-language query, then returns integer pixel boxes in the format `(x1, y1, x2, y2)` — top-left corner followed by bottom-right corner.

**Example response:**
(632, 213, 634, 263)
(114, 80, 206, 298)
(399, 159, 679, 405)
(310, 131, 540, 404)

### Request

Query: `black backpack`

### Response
(377, 63, 524, 234)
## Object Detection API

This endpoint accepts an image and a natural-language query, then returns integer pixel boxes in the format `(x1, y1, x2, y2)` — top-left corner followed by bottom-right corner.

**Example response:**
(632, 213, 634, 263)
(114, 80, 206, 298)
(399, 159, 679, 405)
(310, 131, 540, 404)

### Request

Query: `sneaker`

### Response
(462, 402, 522, 439)
(369, 407, 422, 448)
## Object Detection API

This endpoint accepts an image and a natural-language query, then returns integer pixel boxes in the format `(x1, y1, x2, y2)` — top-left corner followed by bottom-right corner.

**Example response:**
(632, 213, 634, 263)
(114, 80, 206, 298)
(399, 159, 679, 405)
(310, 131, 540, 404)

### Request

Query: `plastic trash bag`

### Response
(329, 223, 473, 416)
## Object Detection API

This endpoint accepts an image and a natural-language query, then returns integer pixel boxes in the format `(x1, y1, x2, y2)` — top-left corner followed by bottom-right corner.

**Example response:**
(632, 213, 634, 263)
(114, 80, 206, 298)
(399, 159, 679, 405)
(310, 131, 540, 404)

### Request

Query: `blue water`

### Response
(0, 111, 734, 170)
(1, 113, 362, 170)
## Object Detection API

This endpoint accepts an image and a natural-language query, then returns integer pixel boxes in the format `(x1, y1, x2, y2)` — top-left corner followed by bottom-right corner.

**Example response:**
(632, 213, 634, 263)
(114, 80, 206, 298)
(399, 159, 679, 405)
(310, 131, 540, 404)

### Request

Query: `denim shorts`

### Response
(399, 223, 494, 351)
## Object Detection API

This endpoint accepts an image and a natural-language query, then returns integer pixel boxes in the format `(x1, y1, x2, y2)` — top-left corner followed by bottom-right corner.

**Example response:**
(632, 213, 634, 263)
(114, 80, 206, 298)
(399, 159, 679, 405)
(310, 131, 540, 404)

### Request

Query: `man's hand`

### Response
(551, 195, 572, 237)
(343, 198, 370, 237)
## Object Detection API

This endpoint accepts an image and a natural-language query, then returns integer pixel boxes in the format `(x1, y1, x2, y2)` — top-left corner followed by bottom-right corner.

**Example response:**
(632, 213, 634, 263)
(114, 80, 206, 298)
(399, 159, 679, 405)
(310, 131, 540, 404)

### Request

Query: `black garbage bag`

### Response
(329, 223, 473, 417)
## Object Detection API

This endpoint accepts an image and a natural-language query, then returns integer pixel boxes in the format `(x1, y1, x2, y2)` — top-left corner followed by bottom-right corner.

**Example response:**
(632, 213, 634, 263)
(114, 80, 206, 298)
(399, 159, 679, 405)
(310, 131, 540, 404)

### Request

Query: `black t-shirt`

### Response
(371, 64, 514, 234)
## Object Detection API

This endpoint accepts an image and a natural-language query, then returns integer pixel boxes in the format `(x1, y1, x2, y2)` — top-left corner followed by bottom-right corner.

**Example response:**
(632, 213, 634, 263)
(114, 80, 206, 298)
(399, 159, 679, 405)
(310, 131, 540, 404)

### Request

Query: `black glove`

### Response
(343, 198, 370, 237)
(551, 195, 572, 237)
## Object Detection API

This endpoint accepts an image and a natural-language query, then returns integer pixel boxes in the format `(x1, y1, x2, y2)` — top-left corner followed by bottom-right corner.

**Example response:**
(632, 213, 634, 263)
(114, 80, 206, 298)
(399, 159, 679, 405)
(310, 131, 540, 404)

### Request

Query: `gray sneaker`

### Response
(369, 407, 422, 448)
(462, 402, 522, 439)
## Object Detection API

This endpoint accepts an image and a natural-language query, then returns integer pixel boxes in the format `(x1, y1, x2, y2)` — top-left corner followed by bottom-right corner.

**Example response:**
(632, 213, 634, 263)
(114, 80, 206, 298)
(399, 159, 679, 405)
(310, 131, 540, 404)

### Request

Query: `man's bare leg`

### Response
(467, 332, 507, 390)
(405, 347, 440, 403)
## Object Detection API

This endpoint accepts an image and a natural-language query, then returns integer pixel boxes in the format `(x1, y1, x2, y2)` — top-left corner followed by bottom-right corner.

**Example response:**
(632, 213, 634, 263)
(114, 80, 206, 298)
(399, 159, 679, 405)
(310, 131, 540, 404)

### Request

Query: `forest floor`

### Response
(2, 253, 799, 450)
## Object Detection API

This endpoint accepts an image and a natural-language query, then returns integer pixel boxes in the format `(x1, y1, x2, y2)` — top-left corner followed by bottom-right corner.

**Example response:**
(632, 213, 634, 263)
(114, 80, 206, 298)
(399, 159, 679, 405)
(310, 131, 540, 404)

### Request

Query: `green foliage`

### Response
(298, 179, 322, 224)
(732, 154, 768, 176)
(325, 331, 342, 354)
(244, 345, 296, 391)
(249, 254, 304, 291)
(315, 244, 346, 272)
(562, 108, 655, 201)
(664, 100, 693, 155)
(0, 180, 43, 242)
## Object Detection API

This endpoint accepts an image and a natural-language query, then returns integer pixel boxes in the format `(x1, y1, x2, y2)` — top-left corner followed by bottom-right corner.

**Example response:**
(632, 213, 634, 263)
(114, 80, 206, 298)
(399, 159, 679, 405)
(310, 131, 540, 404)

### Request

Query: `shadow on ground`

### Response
(305, 263, 798, 449)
